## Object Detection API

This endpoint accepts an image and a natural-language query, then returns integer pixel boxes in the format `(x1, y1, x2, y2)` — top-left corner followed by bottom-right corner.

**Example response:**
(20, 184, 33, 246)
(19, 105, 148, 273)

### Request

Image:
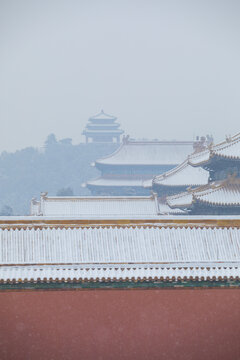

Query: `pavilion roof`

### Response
(96, 139, 195, 166)
(89, 110, 117, 121)
(153, 159, 209, 188)
(189, 132, 240, 166)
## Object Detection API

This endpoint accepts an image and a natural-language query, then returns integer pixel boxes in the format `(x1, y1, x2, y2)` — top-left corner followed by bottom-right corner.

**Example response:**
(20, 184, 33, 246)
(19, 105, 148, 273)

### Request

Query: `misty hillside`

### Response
(0, 134, 118, 215)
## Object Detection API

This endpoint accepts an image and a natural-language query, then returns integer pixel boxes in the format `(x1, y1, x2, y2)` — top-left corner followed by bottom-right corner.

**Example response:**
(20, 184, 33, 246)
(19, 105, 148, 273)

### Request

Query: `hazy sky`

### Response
(1, 0, 240, 152)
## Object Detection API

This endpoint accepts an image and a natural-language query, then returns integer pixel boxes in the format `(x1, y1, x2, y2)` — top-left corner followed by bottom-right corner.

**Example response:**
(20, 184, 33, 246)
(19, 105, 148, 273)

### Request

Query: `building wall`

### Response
(0, 288, 239, 360)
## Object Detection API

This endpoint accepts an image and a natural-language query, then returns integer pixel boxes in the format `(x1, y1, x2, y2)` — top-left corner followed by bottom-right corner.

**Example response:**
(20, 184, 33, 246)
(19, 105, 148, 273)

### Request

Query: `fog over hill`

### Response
(0, 135, 118, 215)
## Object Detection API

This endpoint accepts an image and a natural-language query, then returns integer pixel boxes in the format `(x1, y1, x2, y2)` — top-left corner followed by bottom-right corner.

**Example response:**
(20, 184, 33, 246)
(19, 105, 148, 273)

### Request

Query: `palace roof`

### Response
(95, 139, 195, 166)
(153, 160, 209, 188)
(167, 180, 240, 209)
(31, 194, 160, 218)
(189, 132, 240, 166)
(1, 222, 240, 284)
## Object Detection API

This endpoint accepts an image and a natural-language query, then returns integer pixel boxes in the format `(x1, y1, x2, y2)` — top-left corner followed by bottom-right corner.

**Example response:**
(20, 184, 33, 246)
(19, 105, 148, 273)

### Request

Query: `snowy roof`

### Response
(32, 194, 159, 217)
(1, 225, 240, 283)
(189, 132, 240, 166)
(96, 140, 194, 166)
(167, 180, 240, 208)
(158, 202, 186, 215)
(86, 176, 152, 188)
(153, 160, 209, 187)
(89, 110, 117, 121)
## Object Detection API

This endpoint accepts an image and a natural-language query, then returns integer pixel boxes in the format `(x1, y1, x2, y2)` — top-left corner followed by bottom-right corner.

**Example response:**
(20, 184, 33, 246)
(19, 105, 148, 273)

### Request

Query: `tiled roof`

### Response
(189, 132, 240, 166)
(1, 225, 240, 283)
(1, 264, 239, 283)
(153, 160, 209, 187)
(96, 140, 194, 166)
(167, 180, 240, 208)
(31, 194, 159, 217)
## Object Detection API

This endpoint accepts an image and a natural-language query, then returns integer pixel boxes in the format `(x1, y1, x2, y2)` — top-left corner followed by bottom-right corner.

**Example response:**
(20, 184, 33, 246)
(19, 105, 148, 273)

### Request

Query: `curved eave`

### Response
(196, 198, 240, 207)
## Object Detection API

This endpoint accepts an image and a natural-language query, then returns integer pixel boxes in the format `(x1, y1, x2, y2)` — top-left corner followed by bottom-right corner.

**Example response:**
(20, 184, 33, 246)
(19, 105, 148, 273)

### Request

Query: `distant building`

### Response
(82, 110, 124, 143)
(86, 137, 196, 196)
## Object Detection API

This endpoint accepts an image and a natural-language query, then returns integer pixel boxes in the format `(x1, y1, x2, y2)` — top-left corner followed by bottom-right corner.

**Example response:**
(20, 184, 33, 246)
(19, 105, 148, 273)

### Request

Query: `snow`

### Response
(1, 264, 239, 282)
(96, 140, 194, 166)
(153, 160, 209, 187)
(86, 177, 150, 187)
(196, 183, 240, 205)
(189, 132, 240, 166)
(1, 225, 240, 282)
(34, 195, 159, 217)
(167, 182, 240, 208)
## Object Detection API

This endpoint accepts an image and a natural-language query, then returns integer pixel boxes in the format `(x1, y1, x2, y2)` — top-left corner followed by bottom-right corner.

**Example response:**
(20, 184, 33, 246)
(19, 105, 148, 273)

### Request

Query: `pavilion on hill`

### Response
(82, 110, 124, 143)
(86, 137, 196, 196)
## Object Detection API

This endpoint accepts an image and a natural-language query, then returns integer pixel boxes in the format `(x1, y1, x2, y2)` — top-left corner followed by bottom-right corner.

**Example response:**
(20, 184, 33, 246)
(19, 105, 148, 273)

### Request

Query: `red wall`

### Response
(0, 288, 239, 360)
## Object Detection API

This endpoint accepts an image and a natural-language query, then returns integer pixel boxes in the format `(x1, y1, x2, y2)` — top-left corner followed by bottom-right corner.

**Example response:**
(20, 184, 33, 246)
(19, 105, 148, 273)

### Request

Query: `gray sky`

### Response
(1, 0, 240, 152)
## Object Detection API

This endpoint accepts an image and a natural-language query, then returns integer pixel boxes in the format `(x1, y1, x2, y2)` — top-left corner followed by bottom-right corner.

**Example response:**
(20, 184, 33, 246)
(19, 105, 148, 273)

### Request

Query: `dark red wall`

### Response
(0, 289, 239, 360)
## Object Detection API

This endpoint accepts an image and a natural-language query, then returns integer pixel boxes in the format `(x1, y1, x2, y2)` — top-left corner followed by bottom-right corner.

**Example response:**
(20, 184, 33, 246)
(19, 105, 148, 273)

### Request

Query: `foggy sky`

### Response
(0, 0, 240, 152)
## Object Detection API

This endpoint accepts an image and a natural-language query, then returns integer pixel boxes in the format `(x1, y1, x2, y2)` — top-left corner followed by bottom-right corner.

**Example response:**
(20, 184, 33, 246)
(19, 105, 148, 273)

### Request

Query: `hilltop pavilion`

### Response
(82, 110, 124, 143)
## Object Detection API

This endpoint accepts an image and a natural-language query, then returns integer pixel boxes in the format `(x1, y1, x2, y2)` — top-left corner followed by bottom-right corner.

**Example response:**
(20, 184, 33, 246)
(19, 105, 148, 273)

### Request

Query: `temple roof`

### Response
(189, 132, 240, 166)
(31, 194, 159, 218)
(167, 179, 240, 209)
(1, 223, 240, 283)
(89, 110, 117, 121)
(96, 140, 195, 166)
(153, 160, 209, 187)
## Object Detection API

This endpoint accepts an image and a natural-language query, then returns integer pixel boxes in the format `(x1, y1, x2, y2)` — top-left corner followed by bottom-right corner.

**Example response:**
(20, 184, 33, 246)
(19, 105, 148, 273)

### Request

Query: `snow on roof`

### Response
(167, 180, 240, 208)
(33, 194, 159, 217)
(153, 160, 209, 187)
(158, 202, 186, 215)
(189, 132, 240, 166)
(1, 225, 240, 282)
(167, 191, 194, 208)
(89, 110, 117, 121)
(96, 140, 194, 166)
(86, 177, 151, 188)
(1, 264, 239, 283)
